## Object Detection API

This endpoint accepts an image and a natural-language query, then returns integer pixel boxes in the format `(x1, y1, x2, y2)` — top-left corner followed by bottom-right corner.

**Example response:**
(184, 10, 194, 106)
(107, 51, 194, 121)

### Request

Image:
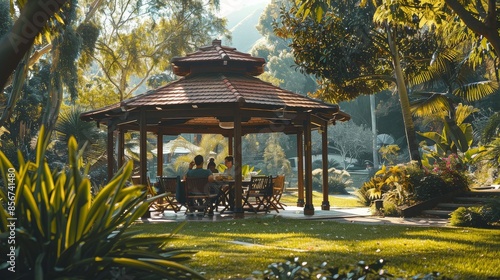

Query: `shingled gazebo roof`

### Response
(80, 39, 349, 135)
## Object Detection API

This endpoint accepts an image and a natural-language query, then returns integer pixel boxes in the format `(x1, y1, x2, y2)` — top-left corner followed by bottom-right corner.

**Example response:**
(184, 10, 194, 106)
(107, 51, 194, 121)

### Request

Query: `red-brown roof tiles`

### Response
(80, 39, 349, 123)
(124, 73, 334, 109)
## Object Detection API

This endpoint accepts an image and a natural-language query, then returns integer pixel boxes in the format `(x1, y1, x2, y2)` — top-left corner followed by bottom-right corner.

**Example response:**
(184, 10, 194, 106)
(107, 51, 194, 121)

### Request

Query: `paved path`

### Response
(147, 205, 450, 227)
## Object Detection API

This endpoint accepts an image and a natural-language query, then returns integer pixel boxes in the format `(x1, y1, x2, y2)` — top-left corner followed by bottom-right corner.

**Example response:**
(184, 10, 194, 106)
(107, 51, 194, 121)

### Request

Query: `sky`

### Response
(217, 0, 271, 16)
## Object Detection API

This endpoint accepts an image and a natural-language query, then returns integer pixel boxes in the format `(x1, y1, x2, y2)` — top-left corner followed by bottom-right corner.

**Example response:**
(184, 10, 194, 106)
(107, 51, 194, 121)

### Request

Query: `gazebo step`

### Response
(453, 196, 497, 203)
(436, 202, 481, 209)
(421, 209, 453, 218)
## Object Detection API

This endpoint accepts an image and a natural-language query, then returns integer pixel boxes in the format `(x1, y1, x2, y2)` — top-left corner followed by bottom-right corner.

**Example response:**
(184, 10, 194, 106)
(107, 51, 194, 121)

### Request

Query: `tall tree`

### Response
(251, 0, 317, 95)
(276, 0, 439, 163)
(0, 0, 71, 93)
(85, 0, 229, 103)
(296, 0, 500, 70)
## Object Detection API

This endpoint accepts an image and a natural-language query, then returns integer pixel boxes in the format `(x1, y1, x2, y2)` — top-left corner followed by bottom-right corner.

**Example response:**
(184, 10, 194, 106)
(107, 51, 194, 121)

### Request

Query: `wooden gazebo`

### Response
(80, 39, 350, 217)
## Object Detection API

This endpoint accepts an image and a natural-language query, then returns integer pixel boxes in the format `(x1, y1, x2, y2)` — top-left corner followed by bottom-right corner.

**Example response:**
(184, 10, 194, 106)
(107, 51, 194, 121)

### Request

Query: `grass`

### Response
(280, 190, 363, 208)
(132, 215, 500, 279)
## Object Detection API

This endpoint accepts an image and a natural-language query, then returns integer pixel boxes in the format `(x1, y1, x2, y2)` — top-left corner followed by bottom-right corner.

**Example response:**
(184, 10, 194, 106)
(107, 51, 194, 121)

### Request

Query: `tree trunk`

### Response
(0, 0, 69, 92)
(387, 27, 422, 166)
(0, 48, 31, 128)
(445, 0, 500, 60)
(42, 72, 63, 132)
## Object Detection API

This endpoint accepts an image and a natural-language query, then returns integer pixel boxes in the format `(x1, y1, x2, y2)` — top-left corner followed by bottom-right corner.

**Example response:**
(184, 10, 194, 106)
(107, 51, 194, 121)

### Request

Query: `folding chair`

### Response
(158, 176, 182, 212)
(270, 175, 286, 212)
(184, 177, 218, 216)
(242, 175, 273, 213)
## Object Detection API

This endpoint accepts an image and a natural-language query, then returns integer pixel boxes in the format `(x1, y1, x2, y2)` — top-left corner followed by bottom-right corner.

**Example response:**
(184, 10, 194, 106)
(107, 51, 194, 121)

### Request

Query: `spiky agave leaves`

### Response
(0, 126, 203, 279)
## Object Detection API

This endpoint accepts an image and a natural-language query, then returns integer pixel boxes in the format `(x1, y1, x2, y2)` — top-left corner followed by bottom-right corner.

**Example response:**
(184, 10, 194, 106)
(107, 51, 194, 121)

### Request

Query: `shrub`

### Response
(0, 127, 203, 279)
(356, 164, 411, 207)
(358, 158, 471, 209)
(450, 201, 500, 228)
(255, 257, 449, 279)
(412, 174, 447, 202)
(355, 183, 372, 206)
(450, 207, 489, 228)
(381, 200, 401, 217)
(312, 168, 351, 194)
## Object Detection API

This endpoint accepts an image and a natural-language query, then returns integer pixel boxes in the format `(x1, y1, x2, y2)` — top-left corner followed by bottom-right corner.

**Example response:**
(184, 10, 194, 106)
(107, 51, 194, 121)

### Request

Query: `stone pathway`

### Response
(145, 205, 451, 227)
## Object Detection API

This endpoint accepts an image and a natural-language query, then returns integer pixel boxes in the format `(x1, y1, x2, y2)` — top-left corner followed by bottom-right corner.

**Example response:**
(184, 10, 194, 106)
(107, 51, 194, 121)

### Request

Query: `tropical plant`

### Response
(409, 47, 498, 121)
(356, 162, 427, 208)
(418, 104, 477, 160)
(172, 134, 227, 173)
(379, 144, 400, 165)
(0, 126, 203, 279)
(55, 106, 104, 149)
(216, 164, 260, 178)
(312, 167, 352, 194)
(482, 112, 500, 143)
(472, 136, 500, 184)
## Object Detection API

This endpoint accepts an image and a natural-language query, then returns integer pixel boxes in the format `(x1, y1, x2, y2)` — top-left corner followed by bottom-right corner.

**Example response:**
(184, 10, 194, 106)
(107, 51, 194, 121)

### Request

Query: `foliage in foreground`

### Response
(257, 257, 449, 280)
(0, 127, 202, 279)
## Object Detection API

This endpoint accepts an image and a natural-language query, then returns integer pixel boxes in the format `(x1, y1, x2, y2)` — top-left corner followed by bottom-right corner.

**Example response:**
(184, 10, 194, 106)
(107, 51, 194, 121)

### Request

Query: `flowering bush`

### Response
(356, 155, 470, 214)
(425, 153, 469, 193)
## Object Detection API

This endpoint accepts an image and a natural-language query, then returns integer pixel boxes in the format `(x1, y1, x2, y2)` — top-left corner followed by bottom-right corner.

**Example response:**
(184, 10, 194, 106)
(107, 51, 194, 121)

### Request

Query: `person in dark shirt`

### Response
(185, 155, 214, 181)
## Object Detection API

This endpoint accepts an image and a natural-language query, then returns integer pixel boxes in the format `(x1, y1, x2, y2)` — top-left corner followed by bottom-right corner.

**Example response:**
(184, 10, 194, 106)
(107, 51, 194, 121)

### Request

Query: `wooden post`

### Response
(140, 110, 150, 219)
(303, 114, 314, 215)
(118, 128, 125, 169)
(157, 133, 163, 177)
(233, 110, 243, 218)
(321, 122, 330, 210)
(296, 130, 305, 207)
(107, 124, 114, 182)
(228, 135, 233, 156)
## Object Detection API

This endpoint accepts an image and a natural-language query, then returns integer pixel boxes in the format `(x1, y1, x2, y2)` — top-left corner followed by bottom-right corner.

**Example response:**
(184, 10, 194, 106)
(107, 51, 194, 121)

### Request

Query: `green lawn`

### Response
(280, 190, 364, 208)
(133, 217, 500, 280)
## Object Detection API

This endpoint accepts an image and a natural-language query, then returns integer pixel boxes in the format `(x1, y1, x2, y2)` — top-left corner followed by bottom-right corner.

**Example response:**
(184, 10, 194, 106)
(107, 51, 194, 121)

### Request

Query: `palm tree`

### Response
(171, 134, 227, 172)
(482, 112, 500, 144)
(410, 47, 498, 121)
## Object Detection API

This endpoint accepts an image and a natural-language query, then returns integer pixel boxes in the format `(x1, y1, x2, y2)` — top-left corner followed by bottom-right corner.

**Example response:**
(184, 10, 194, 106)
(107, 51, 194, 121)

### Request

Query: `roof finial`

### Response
(212, 39, 222, 46)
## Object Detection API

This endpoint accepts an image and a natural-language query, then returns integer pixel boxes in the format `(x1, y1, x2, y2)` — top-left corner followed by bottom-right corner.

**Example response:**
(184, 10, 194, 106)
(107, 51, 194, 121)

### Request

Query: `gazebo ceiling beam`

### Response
(126, 106, 308, 118)
(112, 108, 331, 125)
(116, 122, 307, 136)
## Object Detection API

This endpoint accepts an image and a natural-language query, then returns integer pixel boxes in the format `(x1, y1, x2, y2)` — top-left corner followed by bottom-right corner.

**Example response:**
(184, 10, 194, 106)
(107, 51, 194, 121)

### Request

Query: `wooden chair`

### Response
(158, 176, 182, 212)
(184, 177, 218, 216)
(242, 175, 273, 213)
(270, 175, 286, 212)
(131, 175, 166, 212)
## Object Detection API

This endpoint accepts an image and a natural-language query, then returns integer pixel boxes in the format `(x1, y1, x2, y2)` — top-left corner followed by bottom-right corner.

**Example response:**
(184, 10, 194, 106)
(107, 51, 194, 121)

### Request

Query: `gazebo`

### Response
(80, 39, 350, 217)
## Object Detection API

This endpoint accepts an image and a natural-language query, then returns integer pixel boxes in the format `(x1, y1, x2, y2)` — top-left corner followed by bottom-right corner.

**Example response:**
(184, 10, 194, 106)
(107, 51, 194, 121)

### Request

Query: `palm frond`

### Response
(454, 103, 479, 126)
(408, 47, 460, 87)
(453, 80, 499, 101)
(482, 112, 500, 143)
(410, 92, 450, 117)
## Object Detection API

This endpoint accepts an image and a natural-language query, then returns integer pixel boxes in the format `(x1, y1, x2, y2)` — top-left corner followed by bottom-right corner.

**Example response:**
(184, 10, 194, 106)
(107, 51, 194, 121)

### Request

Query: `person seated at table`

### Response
(185, 155, 214, 182)
(184, 155, 219, 213)
(207, 157, 219, 173)
(223, 156, 235, 178)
